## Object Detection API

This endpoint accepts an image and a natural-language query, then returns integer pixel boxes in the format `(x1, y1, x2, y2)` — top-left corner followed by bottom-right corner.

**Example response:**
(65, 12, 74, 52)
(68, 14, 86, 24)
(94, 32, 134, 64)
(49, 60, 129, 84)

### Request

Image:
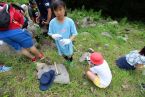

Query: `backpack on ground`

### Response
(0, 4, 10, 29)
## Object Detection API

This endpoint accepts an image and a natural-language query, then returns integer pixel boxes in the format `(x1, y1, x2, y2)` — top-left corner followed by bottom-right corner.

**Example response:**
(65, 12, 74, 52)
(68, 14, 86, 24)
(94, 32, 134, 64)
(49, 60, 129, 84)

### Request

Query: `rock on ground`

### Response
(36, 63, 70, 84)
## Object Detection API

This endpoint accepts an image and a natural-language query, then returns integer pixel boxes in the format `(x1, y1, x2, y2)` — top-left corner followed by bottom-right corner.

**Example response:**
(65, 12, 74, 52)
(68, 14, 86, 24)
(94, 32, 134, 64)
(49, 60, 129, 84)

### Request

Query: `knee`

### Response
(29, 45, 36, 50)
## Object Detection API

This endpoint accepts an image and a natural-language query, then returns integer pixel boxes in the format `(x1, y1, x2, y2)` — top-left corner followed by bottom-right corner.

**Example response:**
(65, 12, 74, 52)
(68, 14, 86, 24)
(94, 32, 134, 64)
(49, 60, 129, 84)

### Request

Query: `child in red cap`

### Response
(82, 51, 112, 88)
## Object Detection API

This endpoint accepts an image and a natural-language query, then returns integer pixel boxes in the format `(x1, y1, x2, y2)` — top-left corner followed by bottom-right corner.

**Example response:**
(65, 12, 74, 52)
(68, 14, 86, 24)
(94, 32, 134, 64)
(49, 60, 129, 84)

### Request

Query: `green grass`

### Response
(0, 9, 145, 97)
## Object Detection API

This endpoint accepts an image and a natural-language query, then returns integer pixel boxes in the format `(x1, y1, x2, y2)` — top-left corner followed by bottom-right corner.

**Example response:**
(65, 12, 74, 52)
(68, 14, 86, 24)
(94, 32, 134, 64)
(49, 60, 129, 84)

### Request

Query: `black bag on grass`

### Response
(0, 4, 10, 29)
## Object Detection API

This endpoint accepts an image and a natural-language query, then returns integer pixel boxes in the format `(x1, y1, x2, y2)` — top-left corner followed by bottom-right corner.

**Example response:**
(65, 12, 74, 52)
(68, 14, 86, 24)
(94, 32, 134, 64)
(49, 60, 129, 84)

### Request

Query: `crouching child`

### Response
(116, 46, 145, 70)
(80, 50, 112, 88)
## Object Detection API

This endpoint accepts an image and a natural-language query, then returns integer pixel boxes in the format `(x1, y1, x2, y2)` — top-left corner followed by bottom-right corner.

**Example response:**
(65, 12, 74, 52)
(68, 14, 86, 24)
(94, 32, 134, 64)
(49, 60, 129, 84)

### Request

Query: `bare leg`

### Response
(86, 71, 97, 81)
(21, 48, 35, 59)
(29, 46, 41, 57)
(86, 71, 103, 88)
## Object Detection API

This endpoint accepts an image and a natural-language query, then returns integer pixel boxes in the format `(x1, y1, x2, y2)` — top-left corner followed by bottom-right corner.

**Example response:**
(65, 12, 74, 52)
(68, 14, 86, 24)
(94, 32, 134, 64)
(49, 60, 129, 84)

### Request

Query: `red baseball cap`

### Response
(90, 52, 104, 65)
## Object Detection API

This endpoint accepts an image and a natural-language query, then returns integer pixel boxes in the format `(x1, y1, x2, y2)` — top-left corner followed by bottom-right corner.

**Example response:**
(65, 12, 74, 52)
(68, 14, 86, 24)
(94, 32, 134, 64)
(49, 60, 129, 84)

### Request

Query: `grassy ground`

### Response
(0, 9, 145, 97)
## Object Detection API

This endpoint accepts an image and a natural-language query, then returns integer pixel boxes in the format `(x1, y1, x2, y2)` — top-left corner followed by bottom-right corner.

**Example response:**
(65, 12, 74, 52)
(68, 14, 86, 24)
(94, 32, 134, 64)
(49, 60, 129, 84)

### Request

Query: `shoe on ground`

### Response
(0, 66, 12, 73)
(31, 57, 37, 62)
(39, 53, 45, 60)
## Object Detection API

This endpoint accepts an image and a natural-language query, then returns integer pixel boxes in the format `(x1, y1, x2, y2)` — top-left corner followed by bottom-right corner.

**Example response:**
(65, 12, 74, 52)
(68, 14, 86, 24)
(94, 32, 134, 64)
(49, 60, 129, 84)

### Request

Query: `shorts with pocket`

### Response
(2, 29, 33, 51)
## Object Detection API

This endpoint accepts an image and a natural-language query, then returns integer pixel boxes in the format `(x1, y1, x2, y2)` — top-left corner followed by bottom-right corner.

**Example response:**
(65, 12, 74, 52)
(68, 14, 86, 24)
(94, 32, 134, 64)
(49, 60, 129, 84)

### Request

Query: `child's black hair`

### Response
(52, 0, 66, 11)
(29, 0, 36, 4)
(52, 0, 67, 16)
(139, 46, 145, 56)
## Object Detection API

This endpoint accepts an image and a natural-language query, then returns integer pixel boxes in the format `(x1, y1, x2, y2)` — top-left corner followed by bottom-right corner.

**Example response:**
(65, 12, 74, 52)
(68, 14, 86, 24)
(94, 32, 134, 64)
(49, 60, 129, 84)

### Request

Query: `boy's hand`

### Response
(42, 21, 49, 25)
(79, 52, 90, 62)
(36, 17, 40, 24)
(51, 34, 62, 40)
(60, 39, 71, 46)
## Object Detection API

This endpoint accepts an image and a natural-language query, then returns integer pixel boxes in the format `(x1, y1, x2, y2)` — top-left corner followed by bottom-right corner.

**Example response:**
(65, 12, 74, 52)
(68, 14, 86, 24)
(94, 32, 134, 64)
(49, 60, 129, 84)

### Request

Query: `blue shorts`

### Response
(2, 29, 33, 51)
(116, 56, 135, 70)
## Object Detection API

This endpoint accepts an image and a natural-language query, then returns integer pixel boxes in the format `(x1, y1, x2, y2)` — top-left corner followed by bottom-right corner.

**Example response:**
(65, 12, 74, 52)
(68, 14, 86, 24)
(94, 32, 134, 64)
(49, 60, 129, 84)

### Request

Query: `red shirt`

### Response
(0, 4, 24, 30)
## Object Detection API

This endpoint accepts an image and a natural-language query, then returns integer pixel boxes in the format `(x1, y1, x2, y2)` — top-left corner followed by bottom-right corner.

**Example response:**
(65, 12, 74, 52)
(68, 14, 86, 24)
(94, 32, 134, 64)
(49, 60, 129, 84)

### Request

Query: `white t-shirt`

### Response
(90, 60, 112, 88)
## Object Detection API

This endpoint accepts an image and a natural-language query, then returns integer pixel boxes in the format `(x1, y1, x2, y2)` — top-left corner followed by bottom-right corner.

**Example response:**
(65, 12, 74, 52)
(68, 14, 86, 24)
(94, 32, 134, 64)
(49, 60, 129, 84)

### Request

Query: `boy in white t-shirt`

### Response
(85, 52, 112, 88)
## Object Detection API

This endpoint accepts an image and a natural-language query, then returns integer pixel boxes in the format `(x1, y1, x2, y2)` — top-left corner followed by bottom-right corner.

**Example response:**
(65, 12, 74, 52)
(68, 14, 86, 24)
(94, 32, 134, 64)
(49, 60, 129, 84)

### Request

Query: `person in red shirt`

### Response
(0, 3, 44, 62)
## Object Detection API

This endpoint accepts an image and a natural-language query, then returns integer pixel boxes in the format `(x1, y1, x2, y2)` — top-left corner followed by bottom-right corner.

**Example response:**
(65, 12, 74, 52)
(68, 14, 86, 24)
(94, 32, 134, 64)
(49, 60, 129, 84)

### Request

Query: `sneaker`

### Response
(31, 57, 37, 62)
(38, 53, 45, 60)
(0, 66, 12, 73)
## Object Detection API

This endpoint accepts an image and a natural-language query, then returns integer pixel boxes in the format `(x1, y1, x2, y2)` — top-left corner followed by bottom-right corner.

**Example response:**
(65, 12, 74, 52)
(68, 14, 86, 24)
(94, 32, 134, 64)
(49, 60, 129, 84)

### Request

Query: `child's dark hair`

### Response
(52, 0, 66, 10)
(52, 0, 67, 16)
(29, 0, 36, 5)
(139, 46, 145, 56)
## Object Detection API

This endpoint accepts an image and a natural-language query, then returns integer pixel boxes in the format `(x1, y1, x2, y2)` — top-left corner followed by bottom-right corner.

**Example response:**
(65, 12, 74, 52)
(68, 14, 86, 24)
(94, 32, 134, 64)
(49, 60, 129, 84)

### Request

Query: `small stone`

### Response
(81, 32, 90, 35)
(117, 36, 128, 42)
(81, 17, 96, 28)
(81, 17, 90, 28)
(83, 81, 88, 86)
(122, 84, 130, 90)
(104, 44, 109, 49)
(90, 23, 96, 27)
(108, 21, 118, 25)
(101, 32, 112, 38)
(95, 43, 100, 48)
(98, 19, 109, 24)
